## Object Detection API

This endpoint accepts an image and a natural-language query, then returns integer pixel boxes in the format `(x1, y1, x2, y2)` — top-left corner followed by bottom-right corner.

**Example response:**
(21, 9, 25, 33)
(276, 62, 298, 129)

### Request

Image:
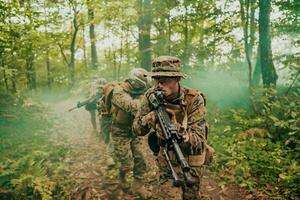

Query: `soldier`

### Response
(85, 77, 107, 131)
(133, 56, 210, 199)
(97, 84, 112, 144)
(104, 68, 152, 198)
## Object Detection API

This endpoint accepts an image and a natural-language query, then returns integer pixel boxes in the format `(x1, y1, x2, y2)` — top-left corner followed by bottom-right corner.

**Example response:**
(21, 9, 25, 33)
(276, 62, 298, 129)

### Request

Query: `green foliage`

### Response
(251, 88, 300, 155)
(208, 88, 300, 198)
(0, 93, 70, 199)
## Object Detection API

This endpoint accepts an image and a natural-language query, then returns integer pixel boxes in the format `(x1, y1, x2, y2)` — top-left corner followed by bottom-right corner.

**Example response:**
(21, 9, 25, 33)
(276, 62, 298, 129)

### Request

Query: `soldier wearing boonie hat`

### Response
(133, 56, 213, 199)
(146, 55, 187, 78)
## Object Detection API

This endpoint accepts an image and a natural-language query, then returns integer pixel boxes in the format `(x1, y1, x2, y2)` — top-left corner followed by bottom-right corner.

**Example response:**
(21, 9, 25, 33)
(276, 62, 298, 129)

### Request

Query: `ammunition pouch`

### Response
(111, 105, 132, 125)
(204, 144, 215, 165)
(188, 154, 205, 167)
(187, 144, 215, 167)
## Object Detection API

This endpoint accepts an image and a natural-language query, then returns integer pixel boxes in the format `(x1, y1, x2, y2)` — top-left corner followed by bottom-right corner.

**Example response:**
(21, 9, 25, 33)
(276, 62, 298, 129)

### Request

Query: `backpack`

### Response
(101, 81, 122, 115)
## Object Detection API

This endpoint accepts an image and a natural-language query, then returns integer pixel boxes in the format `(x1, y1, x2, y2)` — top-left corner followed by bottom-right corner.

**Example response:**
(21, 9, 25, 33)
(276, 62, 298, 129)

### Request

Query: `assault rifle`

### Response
(148, 89, 196, 187)
(68, 92, 103, 112)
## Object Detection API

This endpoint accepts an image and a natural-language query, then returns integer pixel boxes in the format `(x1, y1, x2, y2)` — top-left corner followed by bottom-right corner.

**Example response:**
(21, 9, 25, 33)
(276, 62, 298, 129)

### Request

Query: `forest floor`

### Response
(45, 95, 255, 200)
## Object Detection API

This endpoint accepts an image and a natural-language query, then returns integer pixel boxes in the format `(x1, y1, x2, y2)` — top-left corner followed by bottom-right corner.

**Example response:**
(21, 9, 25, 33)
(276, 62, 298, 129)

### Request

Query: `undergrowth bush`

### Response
(208, 88, 300, 199)
(0, 92, 70, 199)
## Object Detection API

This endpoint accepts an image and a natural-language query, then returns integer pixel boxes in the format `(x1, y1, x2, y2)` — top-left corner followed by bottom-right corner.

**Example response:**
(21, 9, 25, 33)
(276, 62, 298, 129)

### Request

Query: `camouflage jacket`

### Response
(133, 85, 207, 155)
(110, 81, 144, 127)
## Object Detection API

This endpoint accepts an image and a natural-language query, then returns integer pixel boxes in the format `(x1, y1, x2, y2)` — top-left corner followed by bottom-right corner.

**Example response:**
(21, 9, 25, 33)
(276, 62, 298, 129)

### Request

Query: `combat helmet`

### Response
(147, 56, 186, 78)
(127, 68, 149, 89)
(97, 78, 107, 85)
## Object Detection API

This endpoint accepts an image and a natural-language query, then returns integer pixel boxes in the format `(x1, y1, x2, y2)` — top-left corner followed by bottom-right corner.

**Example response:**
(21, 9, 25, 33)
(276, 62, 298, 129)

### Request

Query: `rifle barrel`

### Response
(163, 148, 182, 187)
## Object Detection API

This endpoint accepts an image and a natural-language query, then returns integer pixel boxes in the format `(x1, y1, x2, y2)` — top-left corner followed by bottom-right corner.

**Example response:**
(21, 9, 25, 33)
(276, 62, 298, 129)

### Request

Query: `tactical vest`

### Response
(105, 81, 142, 128)
(99, 81, 122, 116)
(148, 86, 211, 167)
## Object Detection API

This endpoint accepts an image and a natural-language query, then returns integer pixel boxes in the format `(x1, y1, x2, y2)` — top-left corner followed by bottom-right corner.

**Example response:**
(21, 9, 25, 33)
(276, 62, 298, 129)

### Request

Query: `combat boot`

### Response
(131, 178, 152, 199)
(118, 171, 131, 193)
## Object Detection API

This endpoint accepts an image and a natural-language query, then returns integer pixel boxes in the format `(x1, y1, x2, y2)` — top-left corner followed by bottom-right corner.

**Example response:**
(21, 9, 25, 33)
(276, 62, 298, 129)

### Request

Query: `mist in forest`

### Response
(180, 67, 249, 109)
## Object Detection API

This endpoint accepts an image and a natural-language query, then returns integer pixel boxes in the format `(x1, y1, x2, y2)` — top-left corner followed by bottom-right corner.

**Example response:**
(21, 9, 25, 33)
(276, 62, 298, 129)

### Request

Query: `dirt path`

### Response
(47, 95, 137, 200)
(47, 96, 253, 200)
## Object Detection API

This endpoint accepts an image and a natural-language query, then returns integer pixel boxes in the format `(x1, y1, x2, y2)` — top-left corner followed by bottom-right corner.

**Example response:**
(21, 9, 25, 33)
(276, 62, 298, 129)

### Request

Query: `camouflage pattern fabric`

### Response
(109, 81, 147, 185)
(110, 126, 146, 181)
(133, 85, 207, 200)
(87, 80, 105, 131)
(99, 114, 111, 144)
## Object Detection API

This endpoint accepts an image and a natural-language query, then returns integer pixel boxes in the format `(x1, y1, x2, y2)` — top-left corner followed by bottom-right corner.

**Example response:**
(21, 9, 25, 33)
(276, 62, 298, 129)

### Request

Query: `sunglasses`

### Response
(153, 77, 178, 84)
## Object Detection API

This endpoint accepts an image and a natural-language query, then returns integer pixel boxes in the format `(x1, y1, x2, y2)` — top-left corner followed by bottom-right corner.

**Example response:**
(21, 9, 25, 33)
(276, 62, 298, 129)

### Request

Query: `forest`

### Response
(0, 0, 299, 199)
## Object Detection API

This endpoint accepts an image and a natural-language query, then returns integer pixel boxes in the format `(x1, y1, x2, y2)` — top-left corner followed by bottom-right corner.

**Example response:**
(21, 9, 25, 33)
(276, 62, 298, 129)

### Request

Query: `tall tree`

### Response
(239, 0, 257, 88)
(87, 0, 98, 69)
(23, 1, 39, 90)
(252, 44, 261, 86)
(25, 41, 36, 90)
(258, 0, 277, 86)
(58, 0, 81, 87)
(138, 0, 152, 71)
(70, 1, 80, 87)
(182, 0, 189, 66)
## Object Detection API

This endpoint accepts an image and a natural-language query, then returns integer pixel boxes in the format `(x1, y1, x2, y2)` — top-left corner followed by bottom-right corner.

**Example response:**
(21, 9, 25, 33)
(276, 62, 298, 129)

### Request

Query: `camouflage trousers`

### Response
(110, 126, 147, 183)
(154, 151, 202, 200)
(99, 115, 111, 144)
(89, 109, 97, 130)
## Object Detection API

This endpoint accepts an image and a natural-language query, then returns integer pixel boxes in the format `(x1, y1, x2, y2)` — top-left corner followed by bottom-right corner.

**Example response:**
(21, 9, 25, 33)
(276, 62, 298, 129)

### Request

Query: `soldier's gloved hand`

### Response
(155, 123, 165, 140)
(142, 111, 157, 129)
(166, 108, 183, 133)
(166, 108, 190, 142)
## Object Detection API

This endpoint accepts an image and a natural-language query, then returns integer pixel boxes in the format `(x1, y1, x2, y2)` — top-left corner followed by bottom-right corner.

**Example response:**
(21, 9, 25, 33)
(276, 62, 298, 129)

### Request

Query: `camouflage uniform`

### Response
(108, 69, 152, 198)
(110, 81, 147, 183)
(97, 97, 112, 144)
(86, 78, 107, 131)
(133, 56, 208, 200)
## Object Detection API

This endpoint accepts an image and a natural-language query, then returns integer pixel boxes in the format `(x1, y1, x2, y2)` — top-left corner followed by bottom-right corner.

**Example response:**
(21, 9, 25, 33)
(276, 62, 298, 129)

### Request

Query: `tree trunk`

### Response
(182, 0, 189, 66)
(167, 3, 171, 55)
(8, 45, 16, 93)
(113, 51, 117, 80)
(87, 0, 98, 69)
(3, 68, 9, 92)
(198, 20, 205, 67)
(25, 43, 36, 90)
(258, 0, 277, 86)
(211, 32, 216, 65)
(1, 56, 9, 92)
(82, 26, 88, 72)
(118, 36, 123, 81)
(239, 0, 253, 88)
(251, 44, 261, 86)
(11, 70, 16, 93)
(70, 15, 79, 87)
(138, 0, 152, 71)
(249, 0, 256, 61)
(46, 49, 52, 89)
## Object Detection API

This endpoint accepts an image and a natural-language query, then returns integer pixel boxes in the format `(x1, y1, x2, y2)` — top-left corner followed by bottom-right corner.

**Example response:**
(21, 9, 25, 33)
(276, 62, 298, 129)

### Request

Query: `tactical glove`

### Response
(142, 111, 157, 129)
